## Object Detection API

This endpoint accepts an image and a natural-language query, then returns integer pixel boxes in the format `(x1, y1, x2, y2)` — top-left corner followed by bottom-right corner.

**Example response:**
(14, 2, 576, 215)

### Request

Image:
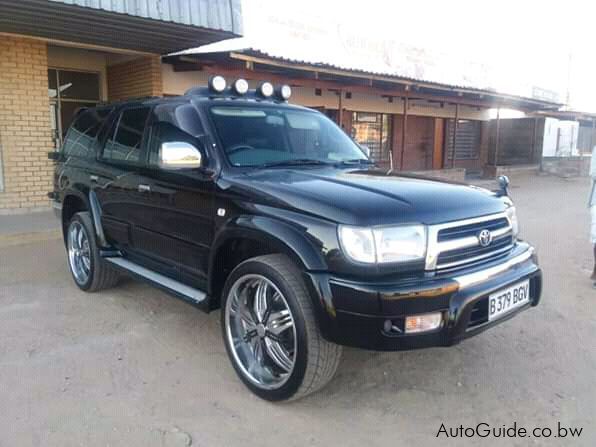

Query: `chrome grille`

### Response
(437, 217, 509, 242)
(426, 213, 514, 271)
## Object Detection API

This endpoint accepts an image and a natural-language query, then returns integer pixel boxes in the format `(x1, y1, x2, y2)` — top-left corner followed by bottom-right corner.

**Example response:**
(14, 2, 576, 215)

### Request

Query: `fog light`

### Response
(208, 75, 226, 93)
(383, 319, 402, 334)
(232, 78, 249, 95)
(257, 81, 274, 98)
(404, 312, 443, 334)
(276, 84, 292, 100)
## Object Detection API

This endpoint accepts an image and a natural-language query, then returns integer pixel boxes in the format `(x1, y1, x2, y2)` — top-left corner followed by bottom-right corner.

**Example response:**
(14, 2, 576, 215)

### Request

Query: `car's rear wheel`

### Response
(221, 254, 342, 401)
(66, 212, 119, 292)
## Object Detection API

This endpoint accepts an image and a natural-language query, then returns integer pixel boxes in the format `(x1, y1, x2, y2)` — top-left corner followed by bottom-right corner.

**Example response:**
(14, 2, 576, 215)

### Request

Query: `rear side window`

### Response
(103, 107, 150, 164)
(62, 108, 112, 158)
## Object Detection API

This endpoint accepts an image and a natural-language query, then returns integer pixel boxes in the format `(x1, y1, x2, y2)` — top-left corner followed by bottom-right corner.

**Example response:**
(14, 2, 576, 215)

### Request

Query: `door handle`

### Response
(90, 175, 99, 183)
(138, 184, 151, 193)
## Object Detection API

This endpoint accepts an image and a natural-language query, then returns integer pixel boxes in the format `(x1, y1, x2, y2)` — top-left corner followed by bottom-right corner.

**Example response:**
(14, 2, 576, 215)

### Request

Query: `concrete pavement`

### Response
(0, 210, 60, 247)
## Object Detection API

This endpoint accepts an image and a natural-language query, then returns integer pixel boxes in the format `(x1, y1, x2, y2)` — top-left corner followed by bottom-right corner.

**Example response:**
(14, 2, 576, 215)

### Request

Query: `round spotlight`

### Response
(257, 81, 274, 98)
(232, 78, 249, 95)
(277, 84, 292, 101)
(208, 75, 226, 93)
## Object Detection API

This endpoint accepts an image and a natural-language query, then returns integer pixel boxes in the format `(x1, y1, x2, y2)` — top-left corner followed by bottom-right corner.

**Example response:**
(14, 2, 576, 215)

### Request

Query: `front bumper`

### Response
(306, 243, 542, 351)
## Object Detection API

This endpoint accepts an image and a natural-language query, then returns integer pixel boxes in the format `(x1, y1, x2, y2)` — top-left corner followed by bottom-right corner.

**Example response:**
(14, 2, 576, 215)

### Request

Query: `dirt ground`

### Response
(1, 173, 594, 447)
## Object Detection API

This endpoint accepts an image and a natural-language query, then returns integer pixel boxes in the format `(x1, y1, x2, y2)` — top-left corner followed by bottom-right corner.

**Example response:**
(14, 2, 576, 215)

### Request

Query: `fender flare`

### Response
(208, 215, 328, 294)
(62, 189, 109, 248)
(209, 215, 328, 271)
(88, 190, 109, 248)
(207, 215, 334, 326)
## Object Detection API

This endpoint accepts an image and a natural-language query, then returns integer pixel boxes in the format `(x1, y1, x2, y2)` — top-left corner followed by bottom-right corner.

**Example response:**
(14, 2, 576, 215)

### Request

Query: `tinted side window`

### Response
(153, 103, 205, 137)
(103, 107, 150, 164)
(63, 108, 112, 158)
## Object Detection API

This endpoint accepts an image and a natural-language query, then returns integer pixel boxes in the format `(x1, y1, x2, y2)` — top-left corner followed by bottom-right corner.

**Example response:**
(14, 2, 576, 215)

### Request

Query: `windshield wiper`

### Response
(256, 159, 333, 168)
(337, 158, 375, 165)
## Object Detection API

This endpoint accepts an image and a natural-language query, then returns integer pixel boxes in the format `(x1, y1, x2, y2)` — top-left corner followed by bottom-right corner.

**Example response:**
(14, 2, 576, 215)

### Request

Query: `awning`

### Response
(0, 0, 243, 54)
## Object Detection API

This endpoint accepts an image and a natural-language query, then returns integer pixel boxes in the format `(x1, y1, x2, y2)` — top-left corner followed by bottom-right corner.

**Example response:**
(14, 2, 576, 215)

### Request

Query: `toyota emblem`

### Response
(478, 229, 492, 247)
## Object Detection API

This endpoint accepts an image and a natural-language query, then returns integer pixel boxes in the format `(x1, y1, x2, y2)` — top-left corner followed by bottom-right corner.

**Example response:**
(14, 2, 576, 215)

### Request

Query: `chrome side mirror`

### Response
(159, 141, 203, 170)
(497, 175, 510, 197)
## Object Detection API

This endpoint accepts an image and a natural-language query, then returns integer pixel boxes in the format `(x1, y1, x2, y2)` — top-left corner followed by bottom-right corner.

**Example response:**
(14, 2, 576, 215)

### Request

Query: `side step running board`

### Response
(105, 257, 207, 306)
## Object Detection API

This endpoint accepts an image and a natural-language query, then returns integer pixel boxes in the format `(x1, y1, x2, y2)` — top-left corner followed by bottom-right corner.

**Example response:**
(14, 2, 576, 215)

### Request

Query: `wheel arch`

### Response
(61, 190, 108, 248)
(61, 192, 90, 241)
(208, 216, 328, 309)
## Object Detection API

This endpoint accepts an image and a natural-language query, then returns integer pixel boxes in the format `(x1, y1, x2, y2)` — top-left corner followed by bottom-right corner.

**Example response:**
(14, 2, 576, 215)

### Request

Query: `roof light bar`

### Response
(232, 78, 249, 95)
(276, 84, 292, 101)
(208, 75, 226, 93)
(257, 81, 274, 98)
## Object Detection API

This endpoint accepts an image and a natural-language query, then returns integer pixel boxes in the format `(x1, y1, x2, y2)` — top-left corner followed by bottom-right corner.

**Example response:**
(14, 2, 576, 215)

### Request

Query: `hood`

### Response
(223, 167, 506, 226)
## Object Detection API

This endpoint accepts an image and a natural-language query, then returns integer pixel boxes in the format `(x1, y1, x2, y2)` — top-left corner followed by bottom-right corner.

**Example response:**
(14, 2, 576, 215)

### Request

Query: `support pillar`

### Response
(399, 94, 408, 170)
(494, 106, 501, 166)
(591, 119, 595, 154)
(451, 103, 459, 168)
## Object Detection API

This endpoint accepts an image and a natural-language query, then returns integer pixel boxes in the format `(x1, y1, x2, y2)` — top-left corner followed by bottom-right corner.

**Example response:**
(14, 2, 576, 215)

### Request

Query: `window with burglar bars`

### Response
(445, 119, 481, 160)
(48, 68, 101, 149)
(351, 112, 392, 162)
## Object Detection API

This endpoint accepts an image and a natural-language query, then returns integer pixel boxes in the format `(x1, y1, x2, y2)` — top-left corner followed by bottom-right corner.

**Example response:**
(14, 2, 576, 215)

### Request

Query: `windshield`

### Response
(209, 106, 368, 167)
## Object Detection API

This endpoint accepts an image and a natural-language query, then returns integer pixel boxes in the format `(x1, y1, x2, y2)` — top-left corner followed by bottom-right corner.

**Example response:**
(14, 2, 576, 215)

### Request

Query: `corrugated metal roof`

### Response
(175, 37, 561, 109)
(48, 0, 243, 34)
(0, 0, 243, 53)
(174, 37, 494, 91)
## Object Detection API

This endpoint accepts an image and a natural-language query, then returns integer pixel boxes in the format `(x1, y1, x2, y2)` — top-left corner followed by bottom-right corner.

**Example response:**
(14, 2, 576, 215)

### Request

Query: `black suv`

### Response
(50, 76, 542, 401)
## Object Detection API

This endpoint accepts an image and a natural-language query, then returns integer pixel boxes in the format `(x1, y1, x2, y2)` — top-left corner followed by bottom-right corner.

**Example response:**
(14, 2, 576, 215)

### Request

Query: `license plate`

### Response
(488, 280, 530, 321)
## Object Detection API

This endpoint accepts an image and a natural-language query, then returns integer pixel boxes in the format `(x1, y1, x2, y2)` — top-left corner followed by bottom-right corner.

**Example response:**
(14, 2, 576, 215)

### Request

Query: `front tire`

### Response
(221, 254, 342, 401)
(66, 212, 119, 292)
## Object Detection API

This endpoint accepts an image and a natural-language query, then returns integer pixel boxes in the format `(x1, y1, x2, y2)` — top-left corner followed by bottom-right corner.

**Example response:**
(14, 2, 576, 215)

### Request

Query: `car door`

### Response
(130, 116, 215, 288)
(93, 106, 152, 250)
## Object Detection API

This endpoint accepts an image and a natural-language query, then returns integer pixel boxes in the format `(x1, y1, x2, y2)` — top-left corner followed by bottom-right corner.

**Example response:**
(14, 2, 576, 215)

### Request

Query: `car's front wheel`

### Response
(221, 254, 342, 401)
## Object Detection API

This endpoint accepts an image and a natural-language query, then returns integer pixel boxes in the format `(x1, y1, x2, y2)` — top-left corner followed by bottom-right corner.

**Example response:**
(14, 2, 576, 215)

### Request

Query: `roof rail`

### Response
(96, 96, 162, 106)
(184, 86, 211, 96)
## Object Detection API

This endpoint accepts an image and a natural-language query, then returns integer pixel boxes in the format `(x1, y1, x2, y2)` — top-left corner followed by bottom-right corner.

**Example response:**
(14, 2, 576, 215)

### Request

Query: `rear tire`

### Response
(66, 212, 119, 292)
(221, 254, 342, 401)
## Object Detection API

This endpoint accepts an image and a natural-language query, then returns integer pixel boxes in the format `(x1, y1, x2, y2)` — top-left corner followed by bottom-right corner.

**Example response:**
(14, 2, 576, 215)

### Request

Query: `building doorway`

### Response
(48, 68, 101, 148)
(444, 119, 482, 167)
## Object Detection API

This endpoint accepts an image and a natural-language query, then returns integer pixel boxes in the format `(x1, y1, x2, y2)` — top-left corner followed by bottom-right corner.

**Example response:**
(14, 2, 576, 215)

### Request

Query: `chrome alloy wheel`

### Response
(68, 221, 91, 285)
(225, 274, 297, 390)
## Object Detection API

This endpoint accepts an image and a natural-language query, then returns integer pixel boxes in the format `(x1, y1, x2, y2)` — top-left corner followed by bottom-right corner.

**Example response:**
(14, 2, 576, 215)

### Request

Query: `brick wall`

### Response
(107, 56, 162, 102)
(0, 36, 53, 212)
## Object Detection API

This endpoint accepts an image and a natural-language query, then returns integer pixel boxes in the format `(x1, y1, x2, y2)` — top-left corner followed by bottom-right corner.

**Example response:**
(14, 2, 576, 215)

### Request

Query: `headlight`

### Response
(505, 206, 519, 238)
(338, 226, 376, 263)
(338, 224, 427, 264)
